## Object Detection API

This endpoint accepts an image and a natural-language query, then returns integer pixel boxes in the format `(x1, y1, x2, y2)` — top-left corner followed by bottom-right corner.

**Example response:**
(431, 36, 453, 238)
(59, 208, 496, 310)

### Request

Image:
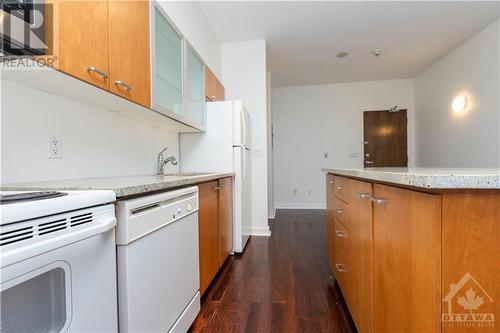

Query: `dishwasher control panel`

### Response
(115, 186, 199, 245)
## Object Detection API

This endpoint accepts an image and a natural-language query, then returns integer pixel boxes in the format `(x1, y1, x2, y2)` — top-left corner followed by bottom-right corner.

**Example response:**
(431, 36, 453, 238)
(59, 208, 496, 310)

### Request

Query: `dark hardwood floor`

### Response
(189, 209, 357, 333)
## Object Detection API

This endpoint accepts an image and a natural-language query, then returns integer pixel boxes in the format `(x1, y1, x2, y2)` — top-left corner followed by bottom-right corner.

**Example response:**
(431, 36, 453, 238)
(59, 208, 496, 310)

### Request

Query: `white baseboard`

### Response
(268, 208, 276, 219)
(250, 226, 271, 237)
(275, 204, 326, 210)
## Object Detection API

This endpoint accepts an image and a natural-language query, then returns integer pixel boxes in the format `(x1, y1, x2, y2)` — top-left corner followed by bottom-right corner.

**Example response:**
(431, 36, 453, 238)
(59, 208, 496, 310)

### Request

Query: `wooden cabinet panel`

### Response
(216, 79, 225, 101)
(442, 193, 500, 333)
(334, 176, 350, 203)
(57, 1, 110, 90)
(204, 66, 224, 101)
(333, 218, 350, 300)
(348, 179, 373, 333)
(108, 0, 151, 107)
(326, 174, 336, 270)
(372, 184, 441, 333)
(205, 66, 217, 101)
(198, 180, 220, 295)
(333, 196, 350, 229)
(219, 177, 233, 265)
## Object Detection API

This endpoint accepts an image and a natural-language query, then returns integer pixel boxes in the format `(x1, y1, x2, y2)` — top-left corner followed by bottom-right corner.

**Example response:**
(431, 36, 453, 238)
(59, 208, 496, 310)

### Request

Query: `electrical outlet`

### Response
(293, 188, 298, 195)
(48, 136, 62, 159)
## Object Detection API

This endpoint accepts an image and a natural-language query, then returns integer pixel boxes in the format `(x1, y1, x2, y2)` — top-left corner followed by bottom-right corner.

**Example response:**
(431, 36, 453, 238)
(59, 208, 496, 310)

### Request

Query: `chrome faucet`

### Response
(156, 147, 178, 175)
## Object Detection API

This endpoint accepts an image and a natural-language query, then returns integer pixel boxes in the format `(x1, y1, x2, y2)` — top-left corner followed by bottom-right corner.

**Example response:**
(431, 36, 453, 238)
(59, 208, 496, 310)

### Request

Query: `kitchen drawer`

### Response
(333, 218, 350, 297)
(334, 176, 350, 203)
(334, 196, 350, 230)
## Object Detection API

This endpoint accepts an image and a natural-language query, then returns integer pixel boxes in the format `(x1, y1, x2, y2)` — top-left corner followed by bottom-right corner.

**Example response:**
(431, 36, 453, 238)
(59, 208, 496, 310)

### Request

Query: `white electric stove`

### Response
(0, 190, 119, 333)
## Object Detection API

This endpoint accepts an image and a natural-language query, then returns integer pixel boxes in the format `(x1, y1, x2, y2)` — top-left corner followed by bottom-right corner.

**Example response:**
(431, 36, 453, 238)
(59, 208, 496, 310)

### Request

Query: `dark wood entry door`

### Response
(363, 110, 408, 167)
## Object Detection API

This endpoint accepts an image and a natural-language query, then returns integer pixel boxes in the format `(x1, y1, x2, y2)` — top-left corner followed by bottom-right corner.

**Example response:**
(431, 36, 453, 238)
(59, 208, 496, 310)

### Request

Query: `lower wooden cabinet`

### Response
(198, 177, 233, 295)
(327, 174, 500, 333)
(372, 184, 441, 333)
(218, 177, 233, 264)
(198, 180, 220, 295)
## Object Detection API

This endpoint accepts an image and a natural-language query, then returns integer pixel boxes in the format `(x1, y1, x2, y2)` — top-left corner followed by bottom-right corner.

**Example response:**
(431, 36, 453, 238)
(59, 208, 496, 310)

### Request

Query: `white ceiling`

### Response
(200, 1, 500, 87)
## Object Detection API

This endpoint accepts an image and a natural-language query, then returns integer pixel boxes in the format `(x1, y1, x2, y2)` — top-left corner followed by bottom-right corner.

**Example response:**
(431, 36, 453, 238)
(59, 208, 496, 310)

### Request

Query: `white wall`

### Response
(1, 80, 179, 183)
(159, 1, 221, 79)
(221, 39, 270, 235)
(272, 79, 415, 209)
(415, 19, 500, 167)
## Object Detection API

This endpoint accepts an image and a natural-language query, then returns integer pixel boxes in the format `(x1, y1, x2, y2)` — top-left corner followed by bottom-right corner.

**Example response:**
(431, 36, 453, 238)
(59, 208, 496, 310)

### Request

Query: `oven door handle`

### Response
(1, 217, 116, 268)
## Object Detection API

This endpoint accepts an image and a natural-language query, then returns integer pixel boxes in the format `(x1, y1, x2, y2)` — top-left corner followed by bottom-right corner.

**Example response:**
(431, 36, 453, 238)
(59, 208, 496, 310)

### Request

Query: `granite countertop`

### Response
(1, 172, 235, 198)
(323, 167, 500, 189)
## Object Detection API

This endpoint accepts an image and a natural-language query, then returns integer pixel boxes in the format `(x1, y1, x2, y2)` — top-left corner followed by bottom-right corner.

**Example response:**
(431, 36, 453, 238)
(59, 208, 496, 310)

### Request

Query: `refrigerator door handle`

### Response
(240, 108, 247, 147)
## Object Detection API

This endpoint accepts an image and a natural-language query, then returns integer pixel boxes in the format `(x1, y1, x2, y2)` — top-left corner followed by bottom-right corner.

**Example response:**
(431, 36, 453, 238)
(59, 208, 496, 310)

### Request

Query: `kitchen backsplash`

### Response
(1, 80, 179, 183)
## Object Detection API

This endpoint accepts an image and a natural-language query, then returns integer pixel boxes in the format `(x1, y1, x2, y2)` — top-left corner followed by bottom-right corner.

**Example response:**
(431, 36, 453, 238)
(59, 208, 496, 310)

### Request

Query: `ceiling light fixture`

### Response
(452, 95, 468, 113)
(336, 52, 349, 58)
(372, 49, 382, 57)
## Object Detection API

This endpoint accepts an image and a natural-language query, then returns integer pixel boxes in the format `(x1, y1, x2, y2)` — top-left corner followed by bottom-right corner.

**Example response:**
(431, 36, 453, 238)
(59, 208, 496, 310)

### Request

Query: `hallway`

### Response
(190, 209, 357, 332)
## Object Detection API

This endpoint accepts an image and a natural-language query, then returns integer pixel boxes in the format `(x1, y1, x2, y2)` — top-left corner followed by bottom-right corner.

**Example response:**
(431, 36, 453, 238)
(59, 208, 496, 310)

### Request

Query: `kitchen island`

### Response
(323, 167, 499, 333)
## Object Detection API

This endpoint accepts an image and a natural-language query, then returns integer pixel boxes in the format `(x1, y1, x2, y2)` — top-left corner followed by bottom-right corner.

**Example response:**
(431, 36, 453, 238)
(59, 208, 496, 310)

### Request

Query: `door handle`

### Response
(86, 66, 108, 79)
(370, 196, 387, 205)
(335, 185, 343, 190)
(335, 208, 344, 214)
(357, 192, 370, 199)
(114, 80, 132, 92)
(335, 263, 347, 272)
(365, 160, 374, 165)
(334, 230, 344, 238)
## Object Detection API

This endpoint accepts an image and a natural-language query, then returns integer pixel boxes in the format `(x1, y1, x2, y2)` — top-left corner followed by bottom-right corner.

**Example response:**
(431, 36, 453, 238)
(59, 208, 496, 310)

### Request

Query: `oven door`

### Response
(0, 261, 72, 332)
(0, 224, 118, 333)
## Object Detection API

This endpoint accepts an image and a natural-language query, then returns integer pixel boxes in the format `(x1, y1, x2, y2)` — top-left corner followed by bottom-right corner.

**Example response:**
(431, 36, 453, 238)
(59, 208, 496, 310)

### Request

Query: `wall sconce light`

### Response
(452, 95, 468, 113)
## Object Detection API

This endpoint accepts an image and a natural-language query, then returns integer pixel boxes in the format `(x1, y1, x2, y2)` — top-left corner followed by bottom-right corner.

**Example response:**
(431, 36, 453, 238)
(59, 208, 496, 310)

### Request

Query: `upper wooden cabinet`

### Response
(108, 1, 151, 107)
(204, 66, 224, 101)
(57, 1, 110, 90)
(55, 0, 150, 107)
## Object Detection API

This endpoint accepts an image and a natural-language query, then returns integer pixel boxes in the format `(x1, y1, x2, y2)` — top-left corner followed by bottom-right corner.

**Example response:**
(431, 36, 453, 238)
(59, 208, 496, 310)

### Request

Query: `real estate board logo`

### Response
(442, 272, 495, 328)
(1, 1, 55, 68)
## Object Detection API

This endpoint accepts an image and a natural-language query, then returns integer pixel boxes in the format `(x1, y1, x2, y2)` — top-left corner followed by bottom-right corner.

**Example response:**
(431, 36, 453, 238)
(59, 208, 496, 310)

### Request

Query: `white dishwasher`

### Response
(115, 186, 200, 333)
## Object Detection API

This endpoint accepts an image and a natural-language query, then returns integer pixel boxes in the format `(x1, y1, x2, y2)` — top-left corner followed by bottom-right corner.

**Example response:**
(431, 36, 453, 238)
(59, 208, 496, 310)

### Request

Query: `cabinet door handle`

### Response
(87, 66, 108, 79)
(114, 80, 132, 92)
(357, 192, 370, 199)
(329, 180, 334, 184)
(335, 208, 344, 214)
(370, 196, 387, 205)
(334, 230, 344, 238)
(336, 185, 343, 190)
(213, 187, 221, 190)
(335, 263, 347, 272)
(219, 184, 225, 188)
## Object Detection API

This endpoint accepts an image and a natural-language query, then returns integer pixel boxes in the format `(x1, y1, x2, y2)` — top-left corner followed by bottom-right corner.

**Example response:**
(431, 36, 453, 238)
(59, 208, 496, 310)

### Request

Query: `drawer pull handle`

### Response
(329, 180, 334, 184)
(213, 187, 221, 191)
(87, 66, 108, 79)
(114, 80, 132, 92)
(335, 208, 344, 214)
(358, 192, 370, 199)
(334, 230, 344, 237)
(335, 263, 347, 272)
(336, 186, 343, 190)
(370, 196, 387, 205)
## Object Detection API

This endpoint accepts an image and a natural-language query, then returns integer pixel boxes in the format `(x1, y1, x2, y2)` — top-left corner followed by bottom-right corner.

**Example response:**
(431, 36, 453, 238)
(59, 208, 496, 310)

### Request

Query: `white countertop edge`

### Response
(322, 168, 500, 189)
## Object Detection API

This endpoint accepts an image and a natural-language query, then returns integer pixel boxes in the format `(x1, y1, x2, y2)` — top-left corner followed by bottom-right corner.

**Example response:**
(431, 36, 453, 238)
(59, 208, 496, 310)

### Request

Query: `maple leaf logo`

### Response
(457, 288, 485, 313)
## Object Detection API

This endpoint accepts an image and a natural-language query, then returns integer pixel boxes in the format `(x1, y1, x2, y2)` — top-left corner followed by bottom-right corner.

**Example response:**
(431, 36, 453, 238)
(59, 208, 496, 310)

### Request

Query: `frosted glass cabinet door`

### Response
(187, 46, 205, 128)
(153, 6, 183, 116)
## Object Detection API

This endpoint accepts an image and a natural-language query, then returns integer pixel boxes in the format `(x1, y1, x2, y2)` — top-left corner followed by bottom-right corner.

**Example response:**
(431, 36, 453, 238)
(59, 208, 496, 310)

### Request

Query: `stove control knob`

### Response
(177, 208, 182, 215)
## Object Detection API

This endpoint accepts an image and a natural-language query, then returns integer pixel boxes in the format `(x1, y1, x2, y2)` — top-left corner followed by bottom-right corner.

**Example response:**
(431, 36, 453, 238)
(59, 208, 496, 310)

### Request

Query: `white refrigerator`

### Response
(180, 100, 252, 253)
